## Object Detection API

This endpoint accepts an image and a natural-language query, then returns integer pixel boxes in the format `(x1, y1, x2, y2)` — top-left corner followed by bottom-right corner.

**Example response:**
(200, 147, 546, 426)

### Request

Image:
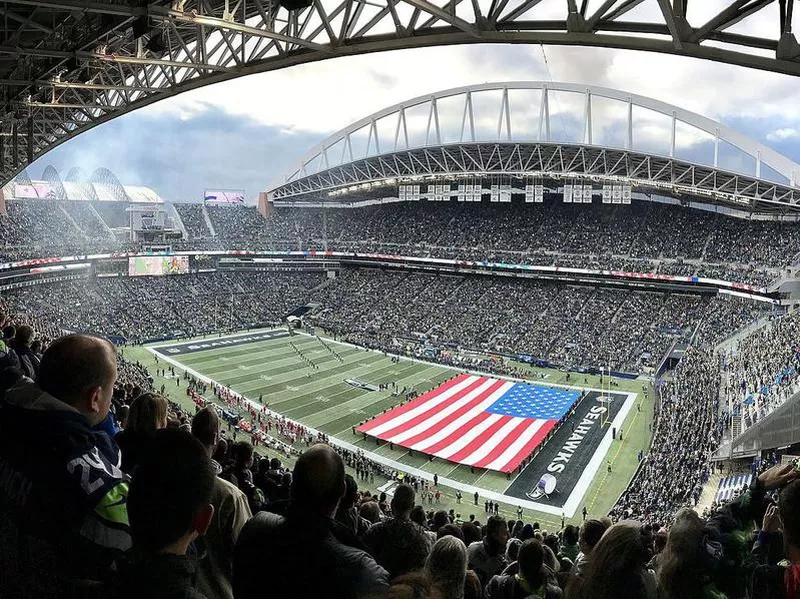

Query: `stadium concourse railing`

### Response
(0, 249, 779, 301)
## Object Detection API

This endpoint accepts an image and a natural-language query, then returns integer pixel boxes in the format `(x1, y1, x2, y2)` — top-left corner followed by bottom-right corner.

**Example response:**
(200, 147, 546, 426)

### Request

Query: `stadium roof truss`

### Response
(268, 81, 800, 214)
(1, 0, 800, 183)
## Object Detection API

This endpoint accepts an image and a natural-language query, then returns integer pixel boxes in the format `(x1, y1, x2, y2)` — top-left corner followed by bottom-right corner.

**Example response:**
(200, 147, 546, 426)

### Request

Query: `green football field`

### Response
(124, 329, 655, 530)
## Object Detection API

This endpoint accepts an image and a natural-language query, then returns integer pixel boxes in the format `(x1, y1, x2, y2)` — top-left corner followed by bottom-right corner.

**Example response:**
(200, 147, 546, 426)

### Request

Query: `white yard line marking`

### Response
(149, 331, 639, 517)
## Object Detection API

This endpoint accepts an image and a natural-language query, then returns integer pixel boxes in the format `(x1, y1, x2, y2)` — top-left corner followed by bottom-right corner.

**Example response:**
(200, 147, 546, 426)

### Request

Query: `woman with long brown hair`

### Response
(565, 521, 656, 599)
(114, 391, 168, 474)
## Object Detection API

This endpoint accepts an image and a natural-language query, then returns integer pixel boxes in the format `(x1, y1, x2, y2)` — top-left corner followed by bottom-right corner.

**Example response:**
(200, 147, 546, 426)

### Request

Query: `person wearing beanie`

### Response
(520, 523, 534, 541)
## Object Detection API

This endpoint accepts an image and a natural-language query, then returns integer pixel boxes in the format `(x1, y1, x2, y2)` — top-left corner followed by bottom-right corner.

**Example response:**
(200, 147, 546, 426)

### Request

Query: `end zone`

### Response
(151, 329, 290, 356)
(505, 390, 637, 515)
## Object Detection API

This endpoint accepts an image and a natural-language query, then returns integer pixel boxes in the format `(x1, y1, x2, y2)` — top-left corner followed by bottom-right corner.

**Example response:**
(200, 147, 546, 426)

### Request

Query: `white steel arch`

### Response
(273, 81, 800, 189)
(2, 0, 800, 185)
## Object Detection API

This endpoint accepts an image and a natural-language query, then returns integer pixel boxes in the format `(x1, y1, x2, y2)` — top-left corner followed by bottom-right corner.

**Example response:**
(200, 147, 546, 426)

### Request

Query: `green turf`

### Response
(123, 329, 655, 530)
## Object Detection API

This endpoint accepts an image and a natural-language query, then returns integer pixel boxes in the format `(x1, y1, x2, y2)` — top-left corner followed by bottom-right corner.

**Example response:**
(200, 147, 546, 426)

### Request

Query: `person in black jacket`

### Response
(119, 429, 216, 599)
(486, 539, 562, 599)
(0, 333, 20, 373)
(12, 324, 39, 380)
(234, 443, 389, 598)
(363, 483, 433, 578)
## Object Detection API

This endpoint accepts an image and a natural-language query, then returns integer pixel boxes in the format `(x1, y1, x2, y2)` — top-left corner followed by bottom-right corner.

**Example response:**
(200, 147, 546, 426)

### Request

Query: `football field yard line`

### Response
(149, 344, 565, 515)
(148, 330, 647, 518)
(586, 395, 644, 514)
(299, 331, 614, 395)
(187, 348, 384, 395)
(162, 338, 453, 437)
(239, 362, 439, 423)
(182, 344, 359, 380)
(179, 341, 451, 428)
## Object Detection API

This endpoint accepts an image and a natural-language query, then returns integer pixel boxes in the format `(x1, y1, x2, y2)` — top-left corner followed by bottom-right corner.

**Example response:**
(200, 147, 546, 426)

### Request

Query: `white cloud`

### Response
(146, 44, 548, 134)
(767, 128, 800, 142)
(144, 40, 800, 144)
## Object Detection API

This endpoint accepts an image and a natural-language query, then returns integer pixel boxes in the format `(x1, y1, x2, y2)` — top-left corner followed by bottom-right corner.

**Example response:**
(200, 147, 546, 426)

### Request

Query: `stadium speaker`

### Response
(146, 32, 166, 54)
(278, 0, 313, 11)
(64, 57, 80, 74)
(132, 16, 149, 38)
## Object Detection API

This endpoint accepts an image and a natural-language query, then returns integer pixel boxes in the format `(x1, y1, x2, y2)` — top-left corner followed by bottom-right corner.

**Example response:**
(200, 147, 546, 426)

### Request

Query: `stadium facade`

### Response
(268, 81, 800, 215)
(0, 0, 797, 188)
(3, 166, 162, 203)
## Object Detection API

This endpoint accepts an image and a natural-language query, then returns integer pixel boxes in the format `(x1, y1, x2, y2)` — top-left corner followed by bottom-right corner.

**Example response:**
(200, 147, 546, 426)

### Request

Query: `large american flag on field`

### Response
(357, 373, 580, 473)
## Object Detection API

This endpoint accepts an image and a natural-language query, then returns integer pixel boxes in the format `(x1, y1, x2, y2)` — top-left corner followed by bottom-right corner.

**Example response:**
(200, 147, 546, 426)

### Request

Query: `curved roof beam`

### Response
(1, 0, 800, 184)
(42, 164, 67, 199)
(271, 81, 800, 189)
(269, 141, 800, 214)
(90, 166, 129, 202)
(65, 167, 85, 182)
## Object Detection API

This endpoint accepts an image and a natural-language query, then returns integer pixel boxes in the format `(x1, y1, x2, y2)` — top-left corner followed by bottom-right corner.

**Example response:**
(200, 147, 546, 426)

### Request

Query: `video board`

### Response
(128, 255, 189, 276)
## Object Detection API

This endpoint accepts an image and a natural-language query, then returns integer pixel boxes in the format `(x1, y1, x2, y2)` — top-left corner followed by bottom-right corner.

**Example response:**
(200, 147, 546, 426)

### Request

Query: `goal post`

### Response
(599, 366, 612, 427)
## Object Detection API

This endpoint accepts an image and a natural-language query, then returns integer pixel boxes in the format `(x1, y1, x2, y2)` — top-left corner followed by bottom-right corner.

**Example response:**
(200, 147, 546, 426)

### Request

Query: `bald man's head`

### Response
(38, 334, 117, 426)
(291, 444, 345, 516)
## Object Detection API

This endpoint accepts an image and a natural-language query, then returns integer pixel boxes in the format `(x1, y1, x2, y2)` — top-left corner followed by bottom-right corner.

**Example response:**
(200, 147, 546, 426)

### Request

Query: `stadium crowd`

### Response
(0, 240, 797, 599)
(724, 311, 800, 429)
(2, 325, 800, 599)
(610, 345, 721, 526)
(2, 271, 324, 344)
(0, 199, 794, 288)
(175, 203, 213, 239)
(1, 267, 769, 373)
(3, 196, 800, 599)
(311, 268, 767, 372)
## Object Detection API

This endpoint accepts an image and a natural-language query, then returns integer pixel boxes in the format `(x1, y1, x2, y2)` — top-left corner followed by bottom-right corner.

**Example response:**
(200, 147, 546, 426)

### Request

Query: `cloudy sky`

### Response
(26, 0, 800, 202)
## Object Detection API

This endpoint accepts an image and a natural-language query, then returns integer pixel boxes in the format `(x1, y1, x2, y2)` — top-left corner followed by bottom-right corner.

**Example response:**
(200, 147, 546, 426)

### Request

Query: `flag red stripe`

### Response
(392, 378, 507, 446)
(496, 420, 557, 473)
(357, 374, 565, 474)
(356, 374, 470, 433)
(471, 419, 536, 470)
(374, 376, 490, 441)
(438, 415, 514, 462)
(422, 412, 501, 457)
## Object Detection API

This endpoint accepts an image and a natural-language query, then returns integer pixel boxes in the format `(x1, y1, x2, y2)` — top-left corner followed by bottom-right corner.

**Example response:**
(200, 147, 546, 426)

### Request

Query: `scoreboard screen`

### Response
(128, 255, 189, 277)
